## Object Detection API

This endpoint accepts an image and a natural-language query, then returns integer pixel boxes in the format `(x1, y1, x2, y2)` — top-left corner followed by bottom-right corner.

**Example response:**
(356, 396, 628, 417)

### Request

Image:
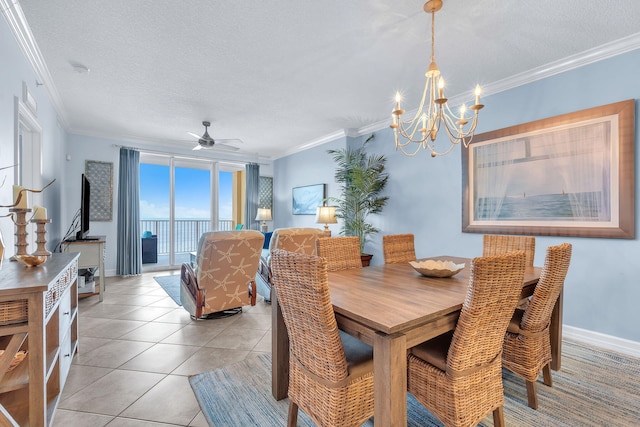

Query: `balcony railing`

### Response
(140, 219, 234, 255)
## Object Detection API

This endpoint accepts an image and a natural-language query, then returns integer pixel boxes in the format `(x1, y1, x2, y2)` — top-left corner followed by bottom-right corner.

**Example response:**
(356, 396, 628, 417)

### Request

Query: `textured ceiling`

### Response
(13, 0, 640, 159)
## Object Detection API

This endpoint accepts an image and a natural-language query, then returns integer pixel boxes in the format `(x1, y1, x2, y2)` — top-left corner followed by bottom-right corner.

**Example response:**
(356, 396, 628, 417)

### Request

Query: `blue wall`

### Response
(0, 17, 68, 250)
(274, 137, 345, 234)
(275, 49, 640, 343)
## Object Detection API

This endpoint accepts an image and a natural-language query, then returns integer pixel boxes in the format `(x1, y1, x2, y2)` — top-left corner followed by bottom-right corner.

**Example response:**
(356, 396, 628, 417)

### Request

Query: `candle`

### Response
(438, 77, 445, 99)
(394, 92, 402, 111)
(13, 185, 27, 209)
(474, 84, 482, 105)
(33, 206, 47, 220)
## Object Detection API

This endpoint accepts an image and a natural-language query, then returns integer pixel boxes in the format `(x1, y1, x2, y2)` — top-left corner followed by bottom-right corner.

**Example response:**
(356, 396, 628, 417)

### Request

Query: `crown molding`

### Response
(1, 0, 68, 128)
(485, 32, 640, 97)
(286, 33, 640, 157)
(272, 129, 351, 160)
(72, 128, 271, 165)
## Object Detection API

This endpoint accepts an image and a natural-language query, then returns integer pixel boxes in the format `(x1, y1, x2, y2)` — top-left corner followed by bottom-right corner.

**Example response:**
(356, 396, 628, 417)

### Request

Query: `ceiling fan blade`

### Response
(192, 145, 203, 151)
(210, 144, 240, 152)
(216, 138, 243, 145)
(187, 131, 201, 139)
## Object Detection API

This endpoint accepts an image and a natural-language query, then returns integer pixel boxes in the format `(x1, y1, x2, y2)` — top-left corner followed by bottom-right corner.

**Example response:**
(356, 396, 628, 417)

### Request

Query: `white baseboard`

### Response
(563, 325, 640, 358)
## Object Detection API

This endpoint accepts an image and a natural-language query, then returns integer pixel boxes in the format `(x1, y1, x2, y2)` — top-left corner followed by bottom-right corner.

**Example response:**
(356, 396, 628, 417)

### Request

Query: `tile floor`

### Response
(53, 271, 272, 426)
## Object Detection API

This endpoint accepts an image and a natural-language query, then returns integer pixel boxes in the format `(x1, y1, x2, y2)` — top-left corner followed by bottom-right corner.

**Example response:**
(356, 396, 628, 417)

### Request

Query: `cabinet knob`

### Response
(64, 353, 71, 358)
(63, 311, 70, 315)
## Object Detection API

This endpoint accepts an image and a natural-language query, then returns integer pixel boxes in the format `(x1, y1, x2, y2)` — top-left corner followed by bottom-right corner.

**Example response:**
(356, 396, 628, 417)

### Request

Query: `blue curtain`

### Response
(116, 148, 142, 275)
(245, 163, 260, 230)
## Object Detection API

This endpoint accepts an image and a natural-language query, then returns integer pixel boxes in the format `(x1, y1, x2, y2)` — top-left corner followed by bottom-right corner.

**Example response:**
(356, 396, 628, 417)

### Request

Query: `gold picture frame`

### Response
(462, 99, 635, 239)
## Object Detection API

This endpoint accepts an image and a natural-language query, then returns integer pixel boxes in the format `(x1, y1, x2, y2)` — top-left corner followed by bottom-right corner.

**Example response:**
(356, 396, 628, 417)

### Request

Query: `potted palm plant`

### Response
(327, 134, 389, 266)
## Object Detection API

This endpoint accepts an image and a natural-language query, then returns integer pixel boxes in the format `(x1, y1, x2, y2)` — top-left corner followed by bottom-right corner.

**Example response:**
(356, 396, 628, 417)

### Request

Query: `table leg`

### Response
(373, 332, 407, 426)
(271, 287, 289, 400)
(550, 289, 563, 370)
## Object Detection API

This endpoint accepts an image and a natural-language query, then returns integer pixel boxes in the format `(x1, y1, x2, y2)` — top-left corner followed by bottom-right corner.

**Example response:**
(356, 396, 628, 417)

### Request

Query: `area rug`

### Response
(153, 275, 181, 306)
(189, 340, 640, 426)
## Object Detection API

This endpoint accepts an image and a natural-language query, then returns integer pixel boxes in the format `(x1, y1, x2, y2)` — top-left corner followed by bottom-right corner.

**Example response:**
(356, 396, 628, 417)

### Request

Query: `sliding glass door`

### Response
(139, 155, 214, 269)
(139, 153, 241, 271)
(172, 161, 214, 265)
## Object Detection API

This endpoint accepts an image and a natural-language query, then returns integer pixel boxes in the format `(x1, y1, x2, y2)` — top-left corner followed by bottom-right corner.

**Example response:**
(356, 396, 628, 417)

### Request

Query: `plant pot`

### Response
(360, 253, 373, 267)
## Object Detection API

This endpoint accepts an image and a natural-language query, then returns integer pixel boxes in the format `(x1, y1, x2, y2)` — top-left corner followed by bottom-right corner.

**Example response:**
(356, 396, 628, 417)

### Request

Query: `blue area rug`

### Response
(189, 342, 640, 426)
(153, 275, 181, 306)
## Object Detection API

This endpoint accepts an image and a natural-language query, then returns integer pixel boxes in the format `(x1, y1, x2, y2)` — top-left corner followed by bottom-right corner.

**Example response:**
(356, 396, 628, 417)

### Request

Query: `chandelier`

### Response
(390, 0, 484, 157)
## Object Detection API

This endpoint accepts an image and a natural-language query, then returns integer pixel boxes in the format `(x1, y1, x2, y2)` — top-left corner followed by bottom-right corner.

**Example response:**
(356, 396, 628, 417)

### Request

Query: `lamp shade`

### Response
(255, 208, 272, 221)
(315, 206, 337, 224)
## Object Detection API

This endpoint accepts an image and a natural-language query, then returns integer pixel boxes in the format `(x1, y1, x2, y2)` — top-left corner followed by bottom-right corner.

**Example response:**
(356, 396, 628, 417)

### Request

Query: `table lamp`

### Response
(255, 208, 272, 232)
(315, 206, 337, 237)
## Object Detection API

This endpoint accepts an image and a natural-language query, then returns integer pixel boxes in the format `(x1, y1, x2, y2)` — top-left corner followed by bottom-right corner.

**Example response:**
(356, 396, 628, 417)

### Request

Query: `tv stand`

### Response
(62, 236, 106, 302)
(66, 235, 100, 242)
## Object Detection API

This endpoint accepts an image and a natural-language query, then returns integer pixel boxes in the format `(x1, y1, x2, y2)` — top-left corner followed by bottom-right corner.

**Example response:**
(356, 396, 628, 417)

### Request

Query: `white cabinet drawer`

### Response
(60, 331, 73, 388)
(59, 289, 72, 344)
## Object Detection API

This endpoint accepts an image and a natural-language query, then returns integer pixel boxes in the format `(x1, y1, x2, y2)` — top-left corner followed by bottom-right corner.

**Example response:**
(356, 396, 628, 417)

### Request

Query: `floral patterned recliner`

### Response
(180, 230, 264, 318)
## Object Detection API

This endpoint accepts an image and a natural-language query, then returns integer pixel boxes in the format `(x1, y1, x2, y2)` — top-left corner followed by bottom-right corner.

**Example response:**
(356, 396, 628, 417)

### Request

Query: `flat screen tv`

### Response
(76, 173, 91, 240)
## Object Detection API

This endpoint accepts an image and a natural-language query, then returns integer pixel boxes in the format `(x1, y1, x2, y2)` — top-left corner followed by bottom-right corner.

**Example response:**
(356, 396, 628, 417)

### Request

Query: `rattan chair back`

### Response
(521, 243, 572, 332)
(407, 251, 527, 427)
(383, 233, 416, 264)
(483, 234, 536, 267)
(270, 249, 374, 427)
(447, 251, 527, 374)
(502, 243, 572, 409)
(316, 236, 362, 271)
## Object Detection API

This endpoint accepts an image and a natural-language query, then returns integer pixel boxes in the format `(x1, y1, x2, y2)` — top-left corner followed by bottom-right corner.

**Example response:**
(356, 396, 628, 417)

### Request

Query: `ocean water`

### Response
(475, 192, 607, 221)
(140, 219, 233, 253)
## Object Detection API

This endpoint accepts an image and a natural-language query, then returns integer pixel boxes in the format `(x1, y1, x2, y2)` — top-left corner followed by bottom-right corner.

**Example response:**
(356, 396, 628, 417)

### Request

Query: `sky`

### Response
(139, 164, 232, 219)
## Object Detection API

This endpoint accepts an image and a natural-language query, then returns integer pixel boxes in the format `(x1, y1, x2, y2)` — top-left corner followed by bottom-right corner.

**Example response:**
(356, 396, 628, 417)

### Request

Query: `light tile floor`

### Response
(54, 271, 272, 426)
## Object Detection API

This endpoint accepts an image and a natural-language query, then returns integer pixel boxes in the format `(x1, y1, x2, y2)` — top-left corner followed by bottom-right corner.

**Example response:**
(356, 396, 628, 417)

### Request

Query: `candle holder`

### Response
(31, 218, 52, 257)
(9, 208, 31, 261)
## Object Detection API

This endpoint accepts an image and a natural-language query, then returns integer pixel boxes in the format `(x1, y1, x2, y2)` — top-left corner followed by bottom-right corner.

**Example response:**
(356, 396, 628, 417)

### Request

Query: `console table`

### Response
(0, 252, 79, 426)
(62, 236, 106, 302)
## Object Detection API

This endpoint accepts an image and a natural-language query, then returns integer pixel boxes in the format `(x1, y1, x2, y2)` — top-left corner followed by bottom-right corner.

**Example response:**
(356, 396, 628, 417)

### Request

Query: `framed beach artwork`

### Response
(462, 100, 635, 239)
(292, 184, 326, 215)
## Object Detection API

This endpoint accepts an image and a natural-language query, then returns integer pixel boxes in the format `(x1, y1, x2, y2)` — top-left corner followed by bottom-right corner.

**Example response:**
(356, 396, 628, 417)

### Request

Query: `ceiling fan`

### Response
(188, 121, 242, 151)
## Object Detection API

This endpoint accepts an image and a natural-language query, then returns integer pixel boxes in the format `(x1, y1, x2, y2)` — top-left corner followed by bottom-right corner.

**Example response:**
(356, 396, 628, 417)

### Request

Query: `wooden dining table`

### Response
(271, 255, 559, 427)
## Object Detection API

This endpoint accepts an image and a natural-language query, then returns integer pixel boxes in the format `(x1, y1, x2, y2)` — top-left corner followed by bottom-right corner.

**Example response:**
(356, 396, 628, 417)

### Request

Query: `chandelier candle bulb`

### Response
(475, 85, 482, 105)
(12, 186, 27, 209)
(438, 78, 444, 99)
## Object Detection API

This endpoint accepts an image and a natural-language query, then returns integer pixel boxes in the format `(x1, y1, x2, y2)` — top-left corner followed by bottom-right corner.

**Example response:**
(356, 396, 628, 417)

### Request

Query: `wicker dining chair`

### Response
(316, 236, 362, 271)
(483, 234, 536, 310)
(483, 234, 536, 267)
(270, 249, 374, 427)
(502, 243, 572, 409)
(382, 233, 416, 264)
(407, 251, 527, 427)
